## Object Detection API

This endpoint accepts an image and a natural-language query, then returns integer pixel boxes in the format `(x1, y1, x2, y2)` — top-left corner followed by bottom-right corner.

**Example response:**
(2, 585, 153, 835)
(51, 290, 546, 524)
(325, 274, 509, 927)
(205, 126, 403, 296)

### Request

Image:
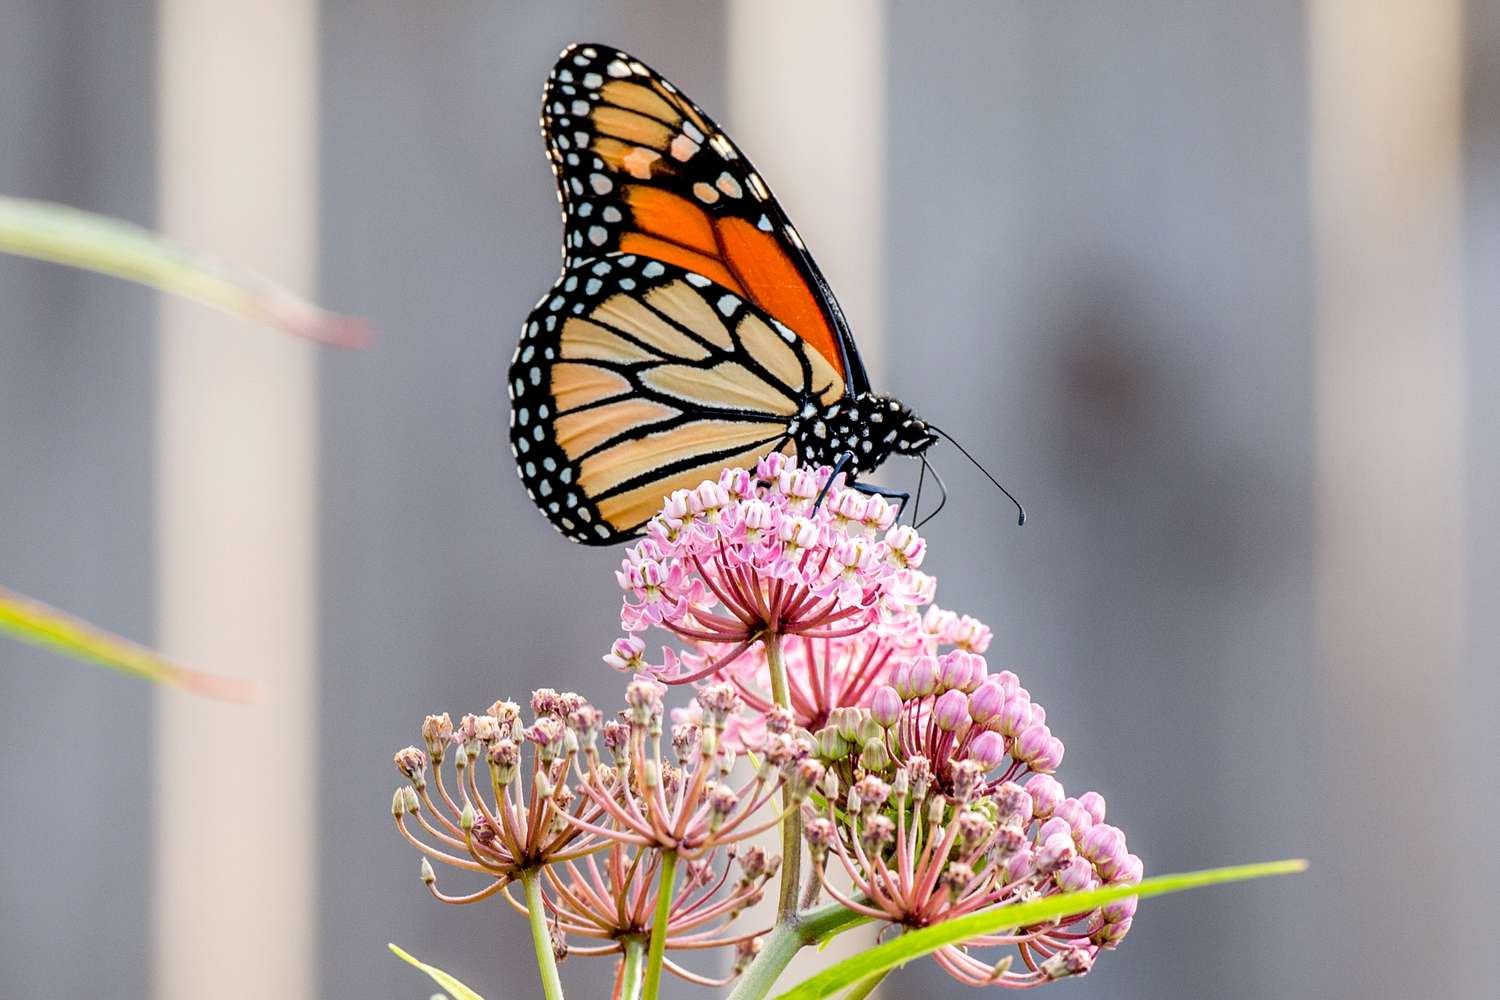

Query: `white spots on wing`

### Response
(577, 202, 593, 217)
(563, 275, 578, 292)
(588, 225, 608, 246)
(548, 295, 564, 311)
(582, 72, 603, 89)
(642, 261, 665, 278)
(670, 134, 701, 162)
(772, 319, 798, 343)
(602, 206, 622, 223)
(557, 69, 574, 83)
(685, 272, 711, 288)
(784, 225, 805, 249)
(757, 214, 773, 232)
(585, 278, 602, 295)
(747, 173, 769, 200)
(591, 259, 612, 275)
(709, 133, 735, 159)
(623, 146, 660, 178)
(692, 181, 720, 204)
(571, 100, 589, 115)
(628, 60, 649, 75)
(681, 120, 704, 143)
(569, 177, 584, 196)
(606, 60, 631, 78)
(574, 131, 589, 147)
(716, 293, 740, 317)
(619, 278, 636, 290)
(589, 172, 613, 195)
(715, 172, 742, 199)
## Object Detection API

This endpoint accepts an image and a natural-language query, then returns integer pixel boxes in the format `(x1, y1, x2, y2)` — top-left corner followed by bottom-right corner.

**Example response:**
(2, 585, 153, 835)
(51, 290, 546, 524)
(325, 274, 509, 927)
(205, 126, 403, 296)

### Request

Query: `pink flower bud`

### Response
(933, 689, 970, 732)
(1026, 773, 1064, 818)
(884, 524, 926, 568)
(1080, 823, 1125, 868)
(968, 678, 1006, 724)
(1077, 790, 1107, 824)
(871, 686, 902, 728)
(1055, 856, 1098, 893)
(1054, 798, 1095, 837)
(998, 695, 1032, 737)
(1038, 816, 1073, 843)
(951, 614, 992, 653)
(1111, 853, 1144, 885)
(891, 661, 913, 699)
(1040, 948, 1094, 980)
(967, 730, 1007, 769)
(1092, 917, 1133, 947)
(908, 655, 939, 698)
(755, 452, 789, 480)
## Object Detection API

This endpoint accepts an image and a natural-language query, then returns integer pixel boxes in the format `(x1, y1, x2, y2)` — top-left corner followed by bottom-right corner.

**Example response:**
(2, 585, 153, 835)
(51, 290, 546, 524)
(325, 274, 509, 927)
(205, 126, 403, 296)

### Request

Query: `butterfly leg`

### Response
(849, 480, 911, 518)
(812, 451, 857, 512)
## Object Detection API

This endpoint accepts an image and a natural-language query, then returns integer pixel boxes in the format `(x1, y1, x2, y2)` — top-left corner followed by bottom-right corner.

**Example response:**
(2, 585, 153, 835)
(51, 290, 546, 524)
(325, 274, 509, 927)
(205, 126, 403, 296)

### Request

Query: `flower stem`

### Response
(642, 849, 678, 1000)
(619, 936, 647, 1000)
(725, 899, 869, 1000)
(764, 632, 802, 922)
(522, 869, 565, 1000)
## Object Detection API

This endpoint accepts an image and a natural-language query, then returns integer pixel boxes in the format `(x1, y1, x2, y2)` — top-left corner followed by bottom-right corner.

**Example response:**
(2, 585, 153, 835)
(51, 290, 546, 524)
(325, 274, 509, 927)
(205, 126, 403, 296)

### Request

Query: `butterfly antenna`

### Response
(930, 426, 1025, 526)
(914, 455, 949, 529)
(912, 455, 927, 526)
(812, 450, 855, 512)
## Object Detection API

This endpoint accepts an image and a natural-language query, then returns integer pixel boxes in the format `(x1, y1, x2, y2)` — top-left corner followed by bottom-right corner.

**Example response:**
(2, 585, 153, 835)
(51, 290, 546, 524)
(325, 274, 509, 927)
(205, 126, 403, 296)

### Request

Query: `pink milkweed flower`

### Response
(611, 457, 934, 686)
(801, 749, 1139, 989)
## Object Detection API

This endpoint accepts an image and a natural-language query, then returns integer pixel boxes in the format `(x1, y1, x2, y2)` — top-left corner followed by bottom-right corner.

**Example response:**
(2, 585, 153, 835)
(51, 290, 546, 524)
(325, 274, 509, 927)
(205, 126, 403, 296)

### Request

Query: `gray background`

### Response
(2, 2, 1496, 998)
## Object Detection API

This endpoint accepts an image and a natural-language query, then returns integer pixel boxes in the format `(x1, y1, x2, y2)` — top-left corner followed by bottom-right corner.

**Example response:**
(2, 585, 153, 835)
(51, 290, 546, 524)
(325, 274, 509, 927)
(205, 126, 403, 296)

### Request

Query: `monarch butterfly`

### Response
(509, 43, 1018, 544)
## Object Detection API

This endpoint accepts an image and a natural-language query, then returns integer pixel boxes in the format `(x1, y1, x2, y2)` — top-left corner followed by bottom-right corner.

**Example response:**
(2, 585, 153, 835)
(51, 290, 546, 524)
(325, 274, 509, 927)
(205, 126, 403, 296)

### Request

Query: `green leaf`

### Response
(388, 943, 486, 1000)
(777, 859, 1307, 999)
(0, 583, 252, 700)
(0, 196, 368, 347)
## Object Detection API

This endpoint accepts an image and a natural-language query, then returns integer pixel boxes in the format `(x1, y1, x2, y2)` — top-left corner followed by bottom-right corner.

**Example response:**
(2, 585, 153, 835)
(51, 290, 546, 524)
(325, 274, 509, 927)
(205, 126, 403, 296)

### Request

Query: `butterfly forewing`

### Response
(510, 252, 845, 543)
(540, 43, 869, 394)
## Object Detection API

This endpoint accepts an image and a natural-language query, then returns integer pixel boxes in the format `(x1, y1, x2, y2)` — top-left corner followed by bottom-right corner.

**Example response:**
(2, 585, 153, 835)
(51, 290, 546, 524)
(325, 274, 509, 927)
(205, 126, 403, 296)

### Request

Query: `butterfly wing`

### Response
(510, 252, 845, 543)
(540, 43, 870, 395)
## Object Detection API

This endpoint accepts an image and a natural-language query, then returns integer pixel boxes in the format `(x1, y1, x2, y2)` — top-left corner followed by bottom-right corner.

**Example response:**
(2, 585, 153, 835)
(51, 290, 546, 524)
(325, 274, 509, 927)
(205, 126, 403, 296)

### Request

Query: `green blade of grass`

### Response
(0, 583, 252, 700)
(776, 859, 1307, 999)
(388, 943, 486, 1000)
(0, 195, 368, 347)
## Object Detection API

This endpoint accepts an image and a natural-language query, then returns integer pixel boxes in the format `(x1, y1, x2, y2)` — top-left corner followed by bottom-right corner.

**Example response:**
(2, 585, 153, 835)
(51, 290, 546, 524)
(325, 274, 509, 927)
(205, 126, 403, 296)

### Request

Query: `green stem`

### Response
(726, 900, 869, 1000)
(840, 971, 888, 999)
(619, 937, 647, 1000)
(764, 633, 802, 921)
(642, 849, 678, 1000)
(522, 869, 565, 1000)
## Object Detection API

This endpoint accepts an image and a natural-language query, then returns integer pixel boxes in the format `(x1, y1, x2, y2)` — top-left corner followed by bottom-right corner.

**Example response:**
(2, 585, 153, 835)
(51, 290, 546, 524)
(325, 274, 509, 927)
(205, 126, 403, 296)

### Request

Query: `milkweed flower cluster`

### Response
(609, 455, 933, 684)
(391, 462, 1141, 997)
(390, 692, 610, 902)
(390, 681, 807, 986)
(799, 654, 1141, 988)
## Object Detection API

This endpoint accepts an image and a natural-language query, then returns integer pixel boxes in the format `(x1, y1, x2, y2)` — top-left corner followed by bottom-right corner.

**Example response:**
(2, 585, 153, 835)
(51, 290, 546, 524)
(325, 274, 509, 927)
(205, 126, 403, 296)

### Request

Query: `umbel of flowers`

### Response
(390, 457, 1139, 1000)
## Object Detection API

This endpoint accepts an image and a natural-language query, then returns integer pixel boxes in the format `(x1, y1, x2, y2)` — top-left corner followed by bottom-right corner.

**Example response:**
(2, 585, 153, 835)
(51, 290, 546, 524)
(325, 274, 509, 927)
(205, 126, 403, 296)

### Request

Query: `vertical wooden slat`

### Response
(728, 0, 887, 385)
(1310, 3, 1465, 997)
(153, 3, 317, 998)
(726, 2, 887, 993)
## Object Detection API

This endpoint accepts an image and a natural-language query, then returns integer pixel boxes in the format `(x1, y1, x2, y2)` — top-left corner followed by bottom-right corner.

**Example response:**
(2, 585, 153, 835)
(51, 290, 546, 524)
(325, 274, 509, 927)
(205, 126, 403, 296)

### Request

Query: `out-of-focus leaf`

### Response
(0, 195, 369, 347)
(0, 583, 252, 700)
(776, 859, 1308, 999)
(388, 943, 486, 1000)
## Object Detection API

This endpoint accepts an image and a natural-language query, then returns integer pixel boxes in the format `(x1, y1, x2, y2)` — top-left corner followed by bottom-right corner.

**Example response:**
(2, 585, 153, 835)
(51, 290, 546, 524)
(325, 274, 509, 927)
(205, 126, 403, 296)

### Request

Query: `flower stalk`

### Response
(766, 633, 802, 922)
(523, 869, 565, 1000)
(642, 849, 679, 1000)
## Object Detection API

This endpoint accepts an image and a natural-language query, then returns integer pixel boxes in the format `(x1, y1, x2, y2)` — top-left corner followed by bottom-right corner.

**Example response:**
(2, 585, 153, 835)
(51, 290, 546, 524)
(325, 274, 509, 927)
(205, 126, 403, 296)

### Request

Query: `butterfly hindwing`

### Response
(510, 252, 845, 543)
(541, 43, 870, 395)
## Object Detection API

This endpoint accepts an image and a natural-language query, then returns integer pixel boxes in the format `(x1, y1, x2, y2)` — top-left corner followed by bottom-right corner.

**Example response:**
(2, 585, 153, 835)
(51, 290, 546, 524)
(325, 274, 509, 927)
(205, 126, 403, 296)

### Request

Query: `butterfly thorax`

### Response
(791, 393, 937, 477)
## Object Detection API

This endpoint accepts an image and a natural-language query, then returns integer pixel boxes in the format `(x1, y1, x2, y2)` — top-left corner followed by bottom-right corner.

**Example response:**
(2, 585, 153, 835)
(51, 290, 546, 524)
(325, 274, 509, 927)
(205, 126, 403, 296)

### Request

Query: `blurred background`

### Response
(2, 1, 1496, 998)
